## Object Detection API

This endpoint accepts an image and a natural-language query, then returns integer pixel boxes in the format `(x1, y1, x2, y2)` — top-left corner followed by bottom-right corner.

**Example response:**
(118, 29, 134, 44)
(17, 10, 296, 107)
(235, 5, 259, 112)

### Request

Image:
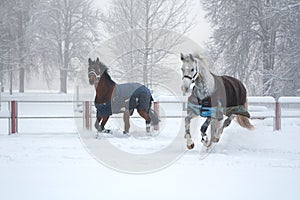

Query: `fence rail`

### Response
(154, 96, 300, 131)
(0, 100, 89, 134)
(0, 96, 300, 134)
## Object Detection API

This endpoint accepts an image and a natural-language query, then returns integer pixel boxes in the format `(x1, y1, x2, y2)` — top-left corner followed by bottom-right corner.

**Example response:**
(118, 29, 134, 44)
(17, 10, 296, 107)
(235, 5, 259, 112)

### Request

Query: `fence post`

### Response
(84, 101, 91, 130)
(154, 101, 159, 131)
(275, 101, 281, 131)
(10, 100, 17, 134)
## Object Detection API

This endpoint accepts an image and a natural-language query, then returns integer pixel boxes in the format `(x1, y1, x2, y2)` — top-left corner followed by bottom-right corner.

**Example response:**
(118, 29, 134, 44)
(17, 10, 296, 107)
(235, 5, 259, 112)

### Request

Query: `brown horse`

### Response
(88, 58, 159, 135)
(180, 53, 254, 149)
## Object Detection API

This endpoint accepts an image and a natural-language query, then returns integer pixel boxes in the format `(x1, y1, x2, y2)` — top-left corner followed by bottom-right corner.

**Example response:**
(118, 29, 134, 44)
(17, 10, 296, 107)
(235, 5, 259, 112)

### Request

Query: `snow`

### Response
(248, 96, 276, 103)
(1, 93, 300, 200)
(278, 96, 300, 103)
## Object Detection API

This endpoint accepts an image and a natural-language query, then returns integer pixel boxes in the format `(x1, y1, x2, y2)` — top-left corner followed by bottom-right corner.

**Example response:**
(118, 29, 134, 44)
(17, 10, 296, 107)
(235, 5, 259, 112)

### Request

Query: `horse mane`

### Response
(192, 53, 210, 72)
(96, 60, 116, 85)
(102, 70, 116, 85)
(98, 60, 108, 72)
(95, 63, 116, 104)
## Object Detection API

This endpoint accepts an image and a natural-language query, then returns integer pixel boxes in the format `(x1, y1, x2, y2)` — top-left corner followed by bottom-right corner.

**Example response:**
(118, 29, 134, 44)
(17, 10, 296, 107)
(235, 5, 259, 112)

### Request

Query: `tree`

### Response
(0, 0, 37, 93)
(202, 0, 300, 97)
(34, 0, 100, 93)
(100, 0, 194, 86)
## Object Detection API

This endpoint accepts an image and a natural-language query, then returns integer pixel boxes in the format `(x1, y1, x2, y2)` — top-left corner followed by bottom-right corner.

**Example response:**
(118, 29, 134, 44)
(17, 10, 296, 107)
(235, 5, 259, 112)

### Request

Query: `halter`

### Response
(182, 59, 200, 83)
(88, 70, 101, 80)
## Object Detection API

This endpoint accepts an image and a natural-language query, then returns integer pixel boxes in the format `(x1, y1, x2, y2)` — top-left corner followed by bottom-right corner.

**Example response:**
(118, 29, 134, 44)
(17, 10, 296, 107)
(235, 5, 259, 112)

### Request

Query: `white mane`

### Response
(192, 53, 210, 71)
(192, 53, 216, 98)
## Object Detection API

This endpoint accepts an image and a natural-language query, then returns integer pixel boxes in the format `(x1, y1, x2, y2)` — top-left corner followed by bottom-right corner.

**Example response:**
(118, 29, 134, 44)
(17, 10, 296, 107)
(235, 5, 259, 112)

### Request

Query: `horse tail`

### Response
(236, 101, 254, 130)
(149, 108, 160, 126)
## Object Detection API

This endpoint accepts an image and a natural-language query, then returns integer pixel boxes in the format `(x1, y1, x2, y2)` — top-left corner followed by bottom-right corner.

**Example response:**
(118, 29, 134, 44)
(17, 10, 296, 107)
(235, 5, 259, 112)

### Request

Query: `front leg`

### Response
(184, 110, 195, 149)
(94, 116, 102, 131)
(100, 116, 110, 131)
(200, 117, 212, 147)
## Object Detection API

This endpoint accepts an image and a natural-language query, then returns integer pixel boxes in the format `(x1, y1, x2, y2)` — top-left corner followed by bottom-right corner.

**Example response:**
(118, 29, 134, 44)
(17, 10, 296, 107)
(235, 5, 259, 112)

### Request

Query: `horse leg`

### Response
(200, 117, 212, 147)
(99, 116, 110, 132)
(184, 111, 195, 149)
(137, 110, 151, 133)
(213, 115, 235, 142)
(123, 110, 131, 134)
(95, 116, 110, 138)
(211, 119, 221, 143)
(95, 117, 102, 131)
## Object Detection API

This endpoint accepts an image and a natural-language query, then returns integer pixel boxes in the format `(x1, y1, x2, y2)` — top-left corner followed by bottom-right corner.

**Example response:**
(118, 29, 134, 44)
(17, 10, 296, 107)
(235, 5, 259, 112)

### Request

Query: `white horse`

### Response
(180, 53, 254, 149)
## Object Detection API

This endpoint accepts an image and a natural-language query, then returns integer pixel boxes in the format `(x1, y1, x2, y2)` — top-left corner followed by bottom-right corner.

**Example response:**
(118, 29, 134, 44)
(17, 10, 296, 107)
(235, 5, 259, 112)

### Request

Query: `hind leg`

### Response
(135, 92, 152, 133)
(213, 115, 235, 142)
(137, 109, 151, 133)
(123, 110, 131, 134)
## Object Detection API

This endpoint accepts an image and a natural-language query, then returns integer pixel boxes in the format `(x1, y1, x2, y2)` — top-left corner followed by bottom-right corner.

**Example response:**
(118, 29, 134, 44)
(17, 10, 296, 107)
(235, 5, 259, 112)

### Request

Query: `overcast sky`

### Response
(94, 0, 212, 46)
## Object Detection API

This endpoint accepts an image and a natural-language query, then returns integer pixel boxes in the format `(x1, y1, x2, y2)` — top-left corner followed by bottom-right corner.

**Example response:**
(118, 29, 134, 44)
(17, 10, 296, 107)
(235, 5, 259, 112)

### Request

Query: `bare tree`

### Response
(0, 0, 38, 93)
(33, 0, 100, 93)
(100, 0, 194, 86)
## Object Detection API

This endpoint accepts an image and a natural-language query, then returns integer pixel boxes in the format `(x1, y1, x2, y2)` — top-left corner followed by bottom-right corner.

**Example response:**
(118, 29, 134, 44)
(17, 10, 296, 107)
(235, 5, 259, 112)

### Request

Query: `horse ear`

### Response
(96, 57, 99, 63)
(180, 53, 184, 61)
(88, 58, 92, 64)
(189, 54, 194, 62)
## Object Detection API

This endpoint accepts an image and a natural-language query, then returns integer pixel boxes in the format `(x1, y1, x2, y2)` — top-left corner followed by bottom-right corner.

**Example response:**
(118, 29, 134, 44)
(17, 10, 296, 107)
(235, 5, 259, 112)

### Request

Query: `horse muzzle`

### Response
(89, 78, 95, 85)
(181, 78, 192, 93)
(181, 85, 189, 93)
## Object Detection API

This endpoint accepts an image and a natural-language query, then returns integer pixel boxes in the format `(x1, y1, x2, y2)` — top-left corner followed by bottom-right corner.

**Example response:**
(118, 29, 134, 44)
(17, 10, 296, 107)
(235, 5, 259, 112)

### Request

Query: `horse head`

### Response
(88, 58, 100, 85)
(180, 53, 215, 98)
(180, 53, 200, 94)
(88, 57, 108, 85)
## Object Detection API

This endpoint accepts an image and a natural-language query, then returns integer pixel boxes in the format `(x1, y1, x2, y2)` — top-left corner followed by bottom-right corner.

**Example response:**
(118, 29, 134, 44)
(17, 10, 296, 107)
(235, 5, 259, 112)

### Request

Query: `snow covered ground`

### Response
(0, 93, 300, 200)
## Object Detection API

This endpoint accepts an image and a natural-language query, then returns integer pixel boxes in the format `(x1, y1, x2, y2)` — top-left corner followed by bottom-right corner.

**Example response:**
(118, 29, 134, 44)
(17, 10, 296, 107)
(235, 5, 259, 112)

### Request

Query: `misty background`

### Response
(0, 0, 299, 98)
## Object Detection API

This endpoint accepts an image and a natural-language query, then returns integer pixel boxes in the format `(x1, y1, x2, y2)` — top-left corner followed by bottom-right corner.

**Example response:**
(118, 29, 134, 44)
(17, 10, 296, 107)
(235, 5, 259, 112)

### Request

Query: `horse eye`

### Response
(191, 68, 194, 72)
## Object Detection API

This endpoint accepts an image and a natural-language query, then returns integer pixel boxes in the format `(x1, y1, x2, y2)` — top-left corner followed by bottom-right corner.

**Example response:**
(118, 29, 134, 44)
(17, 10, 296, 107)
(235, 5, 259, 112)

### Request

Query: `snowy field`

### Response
(1, 93, 300, 200)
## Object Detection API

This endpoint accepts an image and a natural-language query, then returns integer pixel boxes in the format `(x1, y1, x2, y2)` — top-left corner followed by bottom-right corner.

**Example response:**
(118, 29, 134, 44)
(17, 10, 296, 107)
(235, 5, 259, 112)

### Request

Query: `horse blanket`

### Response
(95, 83, 153, 117)
(188, 73, 250, 118)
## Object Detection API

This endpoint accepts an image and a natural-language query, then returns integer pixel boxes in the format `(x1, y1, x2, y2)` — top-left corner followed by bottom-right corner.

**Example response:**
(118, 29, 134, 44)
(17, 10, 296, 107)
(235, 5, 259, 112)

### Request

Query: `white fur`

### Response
(181, 53, 215, 99)
(184, 133, 194, 147)
(181, 78, 192, 93)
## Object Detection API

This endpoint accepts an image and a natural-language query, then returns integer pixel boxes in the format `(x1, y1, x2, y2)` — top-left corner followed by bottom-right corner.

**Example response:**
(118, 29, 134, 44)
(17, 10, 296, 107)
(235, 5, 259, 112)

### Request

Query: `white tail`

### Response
(236, 101, 254, 130)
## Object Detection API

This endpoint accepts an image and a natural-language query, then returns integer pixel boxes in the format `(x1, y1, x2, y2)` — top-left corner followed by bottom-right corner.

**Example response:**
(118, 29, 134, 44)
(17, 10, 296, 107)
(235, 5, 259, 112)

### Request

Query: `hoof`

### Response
(201, 138, 211, 147)
(187, 143, 195, 150)
(213, 137, 220, 143)
(123, 131, 129, 135)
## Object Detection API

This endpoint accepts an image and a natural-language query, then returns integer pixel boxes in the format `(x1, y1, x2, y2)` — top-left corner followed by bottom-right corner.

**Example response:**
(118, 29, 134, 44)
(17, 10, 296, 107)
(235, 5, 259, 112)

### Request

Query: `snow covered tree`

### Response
(100, 0, 194, 86)
(0, 0, 38, 93)
(202, 0, 300, 97)
(33, 0, 100, 93)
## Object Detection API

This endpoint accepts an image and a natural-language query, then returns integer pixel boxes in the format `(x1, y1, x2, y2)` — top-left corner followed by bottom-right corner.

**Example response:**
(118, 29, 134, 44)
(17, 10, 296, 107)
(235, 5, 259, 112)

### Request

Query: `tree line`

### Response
(0, 0, 193, 93)
(0, 0, 299, 97)
(0, 0, 100, 93)
(202, 0, 300, 98)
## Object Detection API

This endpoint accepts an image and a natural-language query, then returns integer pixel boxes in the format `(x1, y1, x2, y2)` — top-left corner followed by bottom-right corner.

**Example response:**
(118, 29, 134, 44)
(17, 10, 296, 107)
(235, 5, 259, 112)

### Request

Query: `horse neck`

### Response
(95, 72, 116, 103)
(93, 80, 98, 90)
(194, 65, 216, 99)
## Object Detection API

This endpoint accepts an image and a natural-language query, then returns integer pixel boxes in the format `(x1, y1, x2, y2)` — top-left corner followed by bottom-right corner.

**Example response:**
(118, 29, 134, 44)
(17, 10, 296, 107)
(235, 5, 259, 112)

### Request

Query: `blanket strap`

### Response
(188, 102, 250, 119)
